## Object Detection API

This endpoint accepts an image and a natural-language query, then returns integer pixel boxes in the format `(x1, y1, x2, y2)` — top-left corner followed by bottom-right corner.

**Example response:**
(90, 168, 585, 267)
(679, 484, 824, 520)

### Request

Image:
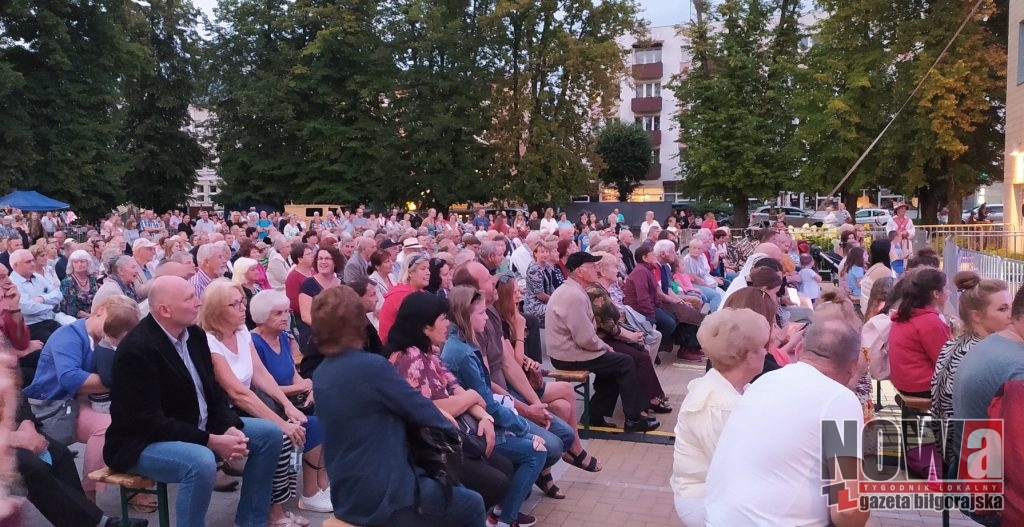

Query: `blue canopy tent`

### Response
(0, 190, 70, 212)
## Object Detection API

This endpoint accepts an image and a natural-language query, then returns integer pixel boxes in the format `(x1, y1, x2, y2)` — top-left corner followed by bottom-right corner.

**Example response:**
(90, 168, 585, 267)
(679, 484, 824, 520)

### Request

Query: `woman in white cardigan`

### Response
(671, 308, 770, 526)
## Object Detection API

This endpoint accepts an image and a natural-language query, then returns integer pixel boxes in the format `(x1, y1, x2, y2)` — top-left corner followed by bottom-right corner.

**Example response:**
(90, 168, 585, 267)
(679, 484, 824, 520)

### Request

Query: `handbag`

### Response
(408, 424, 463, 515)
(249, 388, 287, 420)
(523, 363, 545, 392)
(455, 413, 487, 460)
(287, 391, 315, 416)
(29, 398, 78, 446)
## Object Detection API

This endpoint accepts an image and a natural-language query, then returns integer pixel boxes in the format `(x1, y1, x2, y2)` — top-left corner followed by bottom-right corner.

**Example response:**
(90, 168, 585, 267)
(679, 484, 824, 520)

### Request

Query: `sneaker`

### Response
(487, 511, 536, 527)
(297, 488, 333, 513)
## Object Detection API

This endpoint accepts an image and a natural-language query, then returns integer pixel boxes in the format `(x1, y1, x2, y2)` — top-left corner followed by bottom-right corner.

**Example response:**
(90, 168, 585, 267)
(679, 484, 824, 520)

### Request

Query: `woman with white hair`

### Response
(250, 289, 331, 513)
(60, 249, 99, 318)
(232, 257, 264, 329)
(671, 308, 770, 526)
(266, 235, 291, 291)
(92, 255, 140, 305)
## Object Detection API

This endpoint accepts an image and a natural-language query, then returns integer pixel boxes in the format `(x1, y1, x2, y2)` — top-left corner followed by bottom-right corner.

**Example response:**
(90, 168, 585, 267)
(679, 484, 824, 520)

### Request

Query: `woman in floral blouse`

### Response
(59, 250, 98, 318)
(383, 292, 515, 517)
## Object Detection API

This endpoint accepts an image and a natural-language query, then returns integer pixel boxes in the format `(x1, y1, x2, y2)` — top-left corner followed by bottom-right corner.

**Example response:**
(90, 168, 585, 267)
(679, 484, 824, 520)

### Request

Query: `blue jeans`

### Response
(528, 420, 568, 468)
(493, 434, 547, 523)
(130, 417, 283, 527)
(693, 285, 724, 311)
(652, 308, 678, 340)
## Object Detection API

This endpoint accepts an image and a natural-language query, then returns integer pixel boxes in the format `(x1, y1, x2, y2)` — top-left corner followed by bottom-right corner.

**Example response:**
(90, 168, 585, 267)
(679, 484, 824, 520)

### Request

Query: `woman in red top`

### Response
(284, 243, 314, 314)
(377, 253, 431, 343)
(888, 268, 951, 396)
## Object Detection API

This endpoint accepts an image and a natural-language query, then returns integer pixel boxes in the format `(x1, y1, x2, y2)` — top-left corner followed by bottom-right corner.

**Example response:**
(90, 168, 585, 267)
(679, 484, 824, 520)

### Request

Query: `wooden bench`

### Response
(545, 369, 593, 439)
(88, 467, 169, 527)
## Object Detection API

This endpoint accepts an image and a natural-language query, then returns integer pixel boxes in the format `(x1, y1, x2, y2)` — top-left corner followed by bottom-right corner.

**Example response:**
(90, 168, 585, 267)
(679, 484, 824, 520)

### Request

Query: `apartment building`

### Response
(1005, 1, 1024, 231)
(613, 25, 689, 203)
(187, 106, 221, 208)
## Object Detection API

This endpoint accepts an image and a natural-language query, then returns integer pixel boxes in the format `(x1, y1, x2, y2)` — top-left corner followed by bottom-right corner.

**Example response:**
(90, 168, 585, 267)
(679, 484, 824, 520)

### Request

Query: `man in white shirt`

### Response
(639, 210, 660, 241)
(704, 319, 870, 527)
(509, 231, 542, 278)
(10, 249, 63, 343)
(194, 210, 217, 235)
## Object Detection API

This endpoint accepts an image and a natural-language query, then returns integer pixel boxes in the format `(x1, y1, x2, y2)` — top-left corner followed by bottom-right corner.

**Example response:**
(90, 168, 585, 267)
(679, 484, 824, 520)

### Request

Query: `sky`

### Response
(191, 0, 690, 28)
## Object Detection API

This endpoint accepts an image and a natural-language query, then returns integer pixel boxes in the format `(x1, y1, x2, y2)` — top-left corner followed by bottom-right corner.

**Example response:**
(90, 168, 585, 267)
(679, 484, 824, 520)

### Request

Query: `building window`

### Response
(651, 149, 660, 164)
(210, 185, 218, 194)
(1019, 21, 1024, 85)
(637, 82, 661, 97)
(601, 186, 664, 202)
(635, 115, 660, 131)
(635, 48, 662, 65)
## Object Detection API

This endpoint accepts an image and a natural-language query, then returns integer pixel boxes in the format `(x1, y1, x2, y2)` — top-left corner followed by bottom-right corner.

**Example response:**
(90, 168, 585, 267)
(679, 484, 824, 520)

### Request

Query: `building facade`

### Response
(613, 25, 689, 203)
(187, 106, 221, 209)
(1005, 1, 1024, 233)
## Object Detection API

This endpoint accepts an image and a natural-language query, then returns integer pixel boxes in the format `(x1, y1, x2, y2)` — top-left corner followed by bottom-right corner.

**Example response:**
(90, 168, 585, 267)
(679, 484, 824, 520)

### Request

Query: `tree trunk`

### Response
(733, 195, 750, 228)
(917, 186, 940, 225)
(843, 192, 858, 218)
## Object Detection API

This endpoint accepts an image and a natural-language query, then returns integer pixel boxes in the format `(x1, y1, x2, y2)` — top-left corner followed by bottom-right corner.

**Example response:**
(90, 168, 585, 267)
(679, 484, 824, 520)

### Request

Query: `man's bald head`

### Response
(156, 261, 194, 280)
(755, 242, 783, 261)
(148, 275, 190, 311)
(452, 261, 496, 303)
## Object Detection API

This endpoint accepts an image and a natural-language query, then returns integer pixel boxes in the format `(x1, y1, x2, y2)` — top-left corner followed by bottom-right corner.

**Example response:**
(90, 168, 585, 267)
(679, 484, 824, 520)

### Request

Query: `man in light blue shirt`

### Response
(10, 248, 62, 343)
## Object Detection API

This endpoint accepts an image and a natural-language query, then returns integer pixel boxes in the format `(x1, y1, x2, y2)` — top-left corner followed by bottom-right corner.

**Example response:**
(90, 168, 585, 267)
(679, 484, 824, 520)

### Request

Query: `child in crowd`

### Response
(796, 253, 822, 305)
(889, 230, 907, 278)
(843, 246, 866, 308)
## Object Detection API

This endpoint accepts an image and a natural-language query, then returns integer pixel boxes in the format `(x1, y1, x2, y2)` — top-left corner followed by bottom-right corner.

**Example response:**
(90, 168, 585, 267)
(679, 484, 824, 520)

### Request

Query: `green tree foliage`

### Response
(794, 0, 1006, 222)
(207, 0, 642, 209)
(595, 121, 652, 201)
(885, 0, 1006, 223)
(120, 0, 208, 212)
(0, 0, 145, 219)
(672, 0, 802, 226)
(483, 0, 643, 206)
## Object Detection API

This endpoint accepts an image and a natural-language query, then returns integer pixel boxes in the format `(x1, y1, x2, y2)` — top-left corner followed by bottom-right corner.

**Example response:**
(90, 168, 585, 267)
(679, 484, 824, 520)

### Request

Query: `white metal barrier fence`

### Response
(943, 238, 1024, 295)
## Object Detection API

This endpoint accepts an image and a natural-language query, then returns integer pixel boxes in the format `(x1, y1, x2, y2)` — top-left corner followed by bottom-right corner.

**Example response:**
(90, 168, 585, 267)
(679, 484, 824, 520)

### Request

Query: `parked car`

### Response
(854, 208, 892, 227)
(962, 203, 1003, 223)
(749, 206, 817, 227)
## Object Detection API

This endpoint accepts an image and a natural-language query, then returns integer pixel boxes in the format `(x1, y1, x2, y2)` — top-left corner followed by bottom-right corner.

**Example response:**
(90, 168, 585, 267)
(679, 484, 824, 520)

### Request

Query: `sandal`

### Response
(128, 493, 158, 513)
(649, 400, 672, 414)
(534, 472, 566, 499)
(563, 448, 602, 472)
(269, 512, 309, 527)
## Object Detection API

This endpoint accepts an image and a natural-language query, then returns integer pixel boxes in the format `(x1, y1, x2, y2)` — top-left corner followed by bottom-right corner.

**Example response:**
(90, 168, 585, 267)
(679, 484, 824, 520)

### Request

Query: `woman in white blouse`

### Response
(671, 308, 770, 526)
(202, 279, 313, 527)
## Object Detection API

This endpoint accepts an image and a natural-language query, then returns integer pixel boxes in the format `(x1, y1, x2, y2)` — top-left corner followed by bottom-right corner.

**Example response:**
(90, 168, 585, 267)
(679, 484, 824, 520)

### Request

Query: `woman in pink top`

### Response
(888, 268, 951, 396)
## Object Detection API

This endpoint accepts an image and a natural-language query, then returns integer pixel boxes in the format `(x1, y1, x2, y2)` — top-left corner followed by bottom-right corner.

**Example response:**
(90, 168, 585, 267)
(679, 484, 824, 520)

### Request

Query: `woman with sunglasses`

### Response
(378, 252, 432, 344)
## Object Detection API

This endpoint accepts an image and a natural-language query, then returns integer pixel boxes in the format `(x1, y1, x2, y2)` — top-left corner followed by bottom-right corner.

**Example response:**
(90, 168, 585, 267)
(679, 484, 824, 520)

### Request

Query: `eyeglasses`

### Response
(226, 300, 246, 310)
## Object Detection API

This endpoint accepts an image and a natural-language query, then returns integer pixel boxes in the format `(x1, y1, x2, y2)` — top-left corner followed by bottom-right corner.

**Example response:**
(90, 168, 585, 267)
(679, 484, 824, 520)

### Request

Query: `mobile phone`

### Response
(786, 287, 800, 305)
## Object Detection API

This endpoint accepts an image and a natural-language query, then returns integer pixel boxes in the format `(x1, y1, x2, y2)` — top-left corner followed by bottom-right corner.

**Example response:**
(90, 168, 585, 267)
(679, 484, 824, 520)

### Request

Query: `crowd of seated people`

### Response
(5, 203, 1024, 527)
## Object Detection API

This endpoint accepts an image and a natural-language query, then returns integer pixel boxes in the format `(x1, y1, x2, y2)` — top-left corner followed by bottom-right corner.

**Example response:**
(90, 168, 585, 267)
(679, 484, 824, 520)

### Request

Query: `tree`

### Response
(483, 0, 644, 206)
(885, 0, 1006, 223)
(595, 121, 652, 201)
(120, 0, 208, 212)
(0, 0, 144, 219)
(673, 0, 802, 227)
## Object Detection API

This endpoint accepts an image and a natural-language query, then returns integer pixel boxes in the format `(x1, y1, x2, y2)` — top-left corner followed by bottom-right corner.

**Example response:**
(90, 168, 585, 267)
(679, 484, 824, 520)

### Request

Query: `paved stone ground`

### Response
(21, 354, 973, 526)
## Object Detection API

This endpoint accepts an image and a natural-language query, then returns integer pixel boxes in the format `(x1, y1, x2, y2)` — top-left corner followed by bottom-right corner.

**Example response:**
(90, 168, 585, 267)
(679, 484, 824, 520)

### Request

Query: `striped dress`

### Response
(930, 335, 978, 464)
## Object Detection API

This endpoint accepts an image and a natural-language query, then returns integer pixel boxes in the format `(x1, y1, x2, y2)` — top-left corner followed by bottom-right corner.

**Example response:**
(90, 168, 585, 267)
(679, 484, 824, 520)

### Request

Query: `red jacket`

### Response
(377, 283, 416, 344)
(888, 307, 951, 393)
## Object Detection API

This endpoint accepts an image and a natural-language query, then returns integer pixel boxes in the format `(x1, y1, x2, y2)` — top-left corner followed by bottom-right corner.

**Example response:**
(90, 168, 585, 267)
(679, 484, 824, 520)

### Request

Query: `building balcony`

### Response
(631, 96, 663, 114)
(644, 163, 662, 181)
(647, 130, 661, 145)
(632, 62, 663, 80)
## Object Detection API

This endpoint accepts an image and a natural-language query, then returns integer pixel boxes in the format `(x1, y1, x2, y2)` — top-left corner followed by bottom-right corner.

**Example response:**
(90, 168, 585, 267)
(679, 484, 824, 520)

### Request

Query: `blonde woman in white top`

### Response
(202, 279, 313, 527)
(671, 308, 770, 526)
